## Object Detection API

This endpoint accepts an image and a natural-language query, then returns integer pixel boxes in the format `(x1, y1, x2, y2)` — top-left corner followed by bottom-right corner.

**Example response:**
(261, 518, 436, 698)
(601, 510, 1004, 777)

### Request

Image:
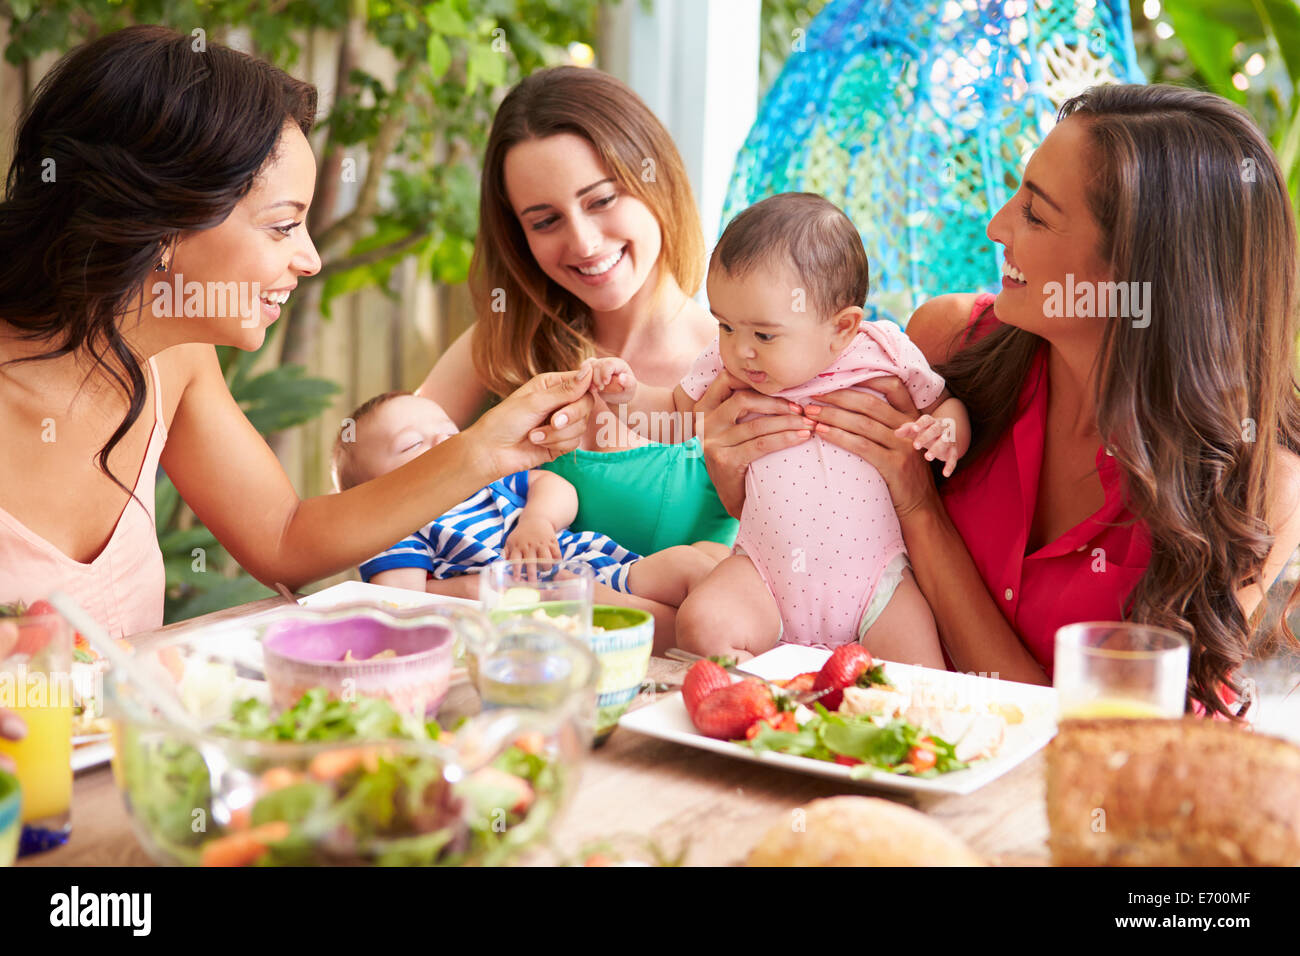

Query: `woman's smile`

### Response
(1001, 258, 1027, 289)
(258, 286, 295, 322)
(569, 244, 627, 286)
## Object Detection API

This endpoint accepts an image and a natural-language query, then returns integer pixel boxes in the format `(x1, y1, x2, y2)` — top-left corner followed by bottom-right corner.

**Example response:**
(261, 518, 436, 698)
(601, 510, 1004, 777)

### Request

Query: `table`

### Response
(21, 597, 1050, 867)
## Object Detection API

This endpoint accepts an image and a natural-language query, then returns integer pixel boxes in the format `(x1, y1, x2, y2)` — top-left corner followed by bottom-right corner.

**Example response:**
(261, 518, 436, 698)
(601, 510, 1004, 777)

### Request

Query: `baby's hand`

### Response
(503, 515, 562, 562)
(896, 414, 963, 478)
(581, 356, 637, 404)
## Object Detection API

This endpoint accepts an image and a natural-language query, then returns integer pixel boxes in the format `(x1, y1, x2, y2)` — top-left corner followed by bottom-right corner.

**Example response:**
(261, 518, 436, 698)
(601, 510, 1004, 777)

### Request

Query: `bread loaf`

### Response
(747, 796, 984, 866)
(1046, 717, 1300, 865)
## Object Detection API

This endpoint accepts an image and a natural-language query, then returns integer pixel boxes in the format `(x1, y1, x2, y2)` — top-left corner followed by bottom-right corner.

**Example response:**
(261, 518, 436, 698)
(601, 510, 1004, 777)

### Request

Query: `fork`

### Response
(664, 648, 835, 706)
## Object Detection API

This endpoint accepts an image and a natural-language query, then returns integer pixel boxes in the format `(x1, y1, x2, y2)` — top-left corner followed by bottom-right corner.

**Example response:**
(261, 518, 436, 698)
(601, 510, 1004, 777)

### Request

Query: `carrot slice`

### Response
(199, 821, 291, 867)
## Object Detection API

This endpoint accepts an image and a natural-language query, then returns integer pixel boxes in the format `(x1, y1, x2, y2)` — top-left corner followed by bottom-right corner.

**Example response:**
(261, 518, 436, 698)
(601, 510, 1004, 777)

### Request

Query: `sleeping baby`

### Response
(331, 391, 714, 605)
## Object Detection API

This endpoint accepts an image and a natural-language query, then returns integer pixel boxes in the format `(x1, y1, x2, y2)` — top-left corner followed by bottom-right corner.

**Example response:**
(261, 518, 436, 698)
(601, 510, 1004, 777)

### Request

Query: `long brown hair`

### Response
(0, 25, 316, 492)
(939, 84, 1300, 719)
(471, 66, 705, 396)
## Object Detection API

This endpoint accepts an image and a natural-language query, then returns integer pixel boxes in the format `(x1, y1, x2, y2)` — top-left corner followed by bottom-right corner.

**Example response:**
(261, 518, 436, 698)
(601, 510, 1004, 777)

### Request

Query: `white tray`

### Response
(298, 580, 480, 610)
(619, 644, 1058, 796)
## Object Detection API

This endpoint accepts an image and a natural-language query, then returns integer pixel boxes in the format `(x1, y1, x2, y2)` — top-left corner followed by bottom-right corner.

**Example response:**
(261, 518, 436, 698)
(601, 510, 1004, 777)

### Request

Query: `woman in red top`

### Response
(698, 84, 1300, 719)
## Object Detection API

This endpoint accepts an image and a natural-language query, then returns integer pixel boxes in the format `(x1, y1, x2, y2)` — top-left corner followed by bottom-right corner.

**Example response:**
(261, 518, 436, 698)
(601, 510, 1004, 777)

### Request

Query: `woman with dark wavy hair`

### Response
(700, 83, 1300, 719)
(0, 26, 595, 639)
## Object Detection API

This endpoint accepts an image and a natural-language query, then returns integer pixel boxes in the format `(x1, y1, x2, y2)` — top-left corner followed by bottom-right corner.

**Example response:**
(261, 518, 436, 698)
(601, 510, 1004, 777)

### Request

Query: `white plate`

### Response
(618, 644, 1059, 796)
(297, 580, 480, 611)
(72, 740, 114, 773)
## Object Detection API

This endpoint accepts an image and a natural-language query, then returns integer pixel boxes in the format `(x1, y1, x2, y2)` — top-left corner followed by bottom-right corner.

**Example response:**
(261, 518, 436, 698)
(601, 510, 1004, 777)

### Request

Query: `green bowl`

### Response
(0, 770, 20, 867)
(589, 605, 655, 745)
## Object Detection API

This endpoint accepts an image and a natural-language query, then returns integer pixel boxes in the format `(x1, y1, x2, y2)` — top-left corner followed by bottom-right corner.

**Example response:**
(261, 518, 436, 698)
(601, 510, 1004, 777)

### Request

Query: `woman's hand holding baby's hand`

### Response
(503, 515, 563, 562)
(471, 365, 594, 477)
(896, 414, 963, 478)
(581, 357, 637, 404)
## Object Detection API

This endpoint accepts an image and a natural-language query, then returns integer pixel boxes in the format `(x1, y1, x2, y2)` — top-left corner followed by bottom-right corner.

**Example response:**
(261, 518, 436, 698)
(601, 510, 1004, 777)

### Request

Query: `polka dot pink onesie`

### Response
(681, 321, 946, 647)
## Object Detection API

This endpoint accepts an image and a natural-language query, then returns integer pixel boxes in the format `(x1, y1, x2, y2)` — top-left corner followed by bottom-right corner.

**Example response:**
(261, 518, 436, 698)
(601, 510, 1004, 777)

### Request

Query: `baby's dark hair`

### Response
(710, 192, 869, 317)
(331, 390, 409, 492)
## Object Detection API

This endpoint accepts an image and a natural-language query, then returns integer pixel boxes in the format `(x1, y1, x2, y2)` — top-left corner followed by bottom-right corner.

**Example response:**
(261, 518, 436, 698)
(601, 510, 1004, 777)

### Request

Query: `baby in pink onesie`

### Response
(586, 193, 970, 666)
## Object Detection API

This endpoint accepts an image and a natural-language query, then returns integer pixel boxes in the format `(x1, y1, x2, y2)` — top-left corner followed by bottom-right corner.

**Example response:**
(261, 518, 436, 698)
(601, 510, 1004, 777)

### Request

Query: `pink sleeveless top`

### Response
(0, 357, 167, 638)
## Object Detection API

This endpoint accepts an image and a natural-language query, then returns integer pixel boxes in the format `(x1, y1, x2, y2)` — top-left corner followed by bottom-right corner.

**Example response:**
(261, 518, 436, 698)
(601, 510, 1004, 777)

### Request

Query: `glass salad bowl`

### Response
(105, 603, 596, 866)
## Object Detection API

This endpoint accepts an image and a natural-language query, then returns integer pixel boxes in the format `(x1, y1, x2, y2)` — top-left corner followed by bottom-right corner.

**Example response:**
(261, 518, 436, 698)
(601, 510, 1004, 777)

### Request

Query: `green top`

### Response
(541, 437, 738, 556)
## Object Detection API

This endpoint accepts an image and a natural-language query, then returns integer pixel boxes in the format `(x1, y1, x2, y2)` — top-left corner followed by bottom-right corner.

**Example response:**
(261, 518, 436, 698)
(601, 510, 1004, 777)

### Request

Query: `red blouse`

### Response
(939, 294, 1152, 677)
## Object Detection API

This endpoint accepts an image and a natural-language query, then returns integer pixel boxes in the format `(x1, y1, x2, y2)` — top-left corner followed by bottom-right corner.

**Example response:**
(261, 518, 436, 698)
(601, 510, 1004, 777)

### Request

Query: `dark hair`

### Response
(0, 24, 317, 493)
(938, 84, 1300, 719)
(331, 391, 409, 491)
(710, 192, 869, 316)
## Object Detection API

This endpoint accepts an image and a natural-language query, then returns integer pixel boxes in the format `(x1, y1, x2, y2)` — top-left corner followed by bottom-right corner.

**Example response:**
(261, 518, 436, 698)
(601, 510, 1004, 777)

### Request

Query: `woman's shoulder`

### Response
(903, 293, 986, 365)
(153, 342, 220, 427)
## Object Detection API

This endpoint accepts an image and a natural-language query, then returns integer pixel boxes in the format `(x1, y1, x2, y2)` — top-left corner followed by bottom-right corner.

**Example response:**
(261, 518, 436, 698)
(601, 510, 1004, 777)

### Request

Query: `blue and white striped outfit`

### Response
(358, 471, 641, 591)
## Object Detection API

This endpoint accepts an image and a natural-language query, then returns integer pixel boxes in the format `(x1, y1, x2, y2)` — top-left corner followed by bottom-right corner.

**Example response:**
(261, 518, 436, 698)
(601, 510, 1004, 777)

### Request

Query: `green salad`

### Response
(118, 689, 564, 866)
(744, 703, 968, 778)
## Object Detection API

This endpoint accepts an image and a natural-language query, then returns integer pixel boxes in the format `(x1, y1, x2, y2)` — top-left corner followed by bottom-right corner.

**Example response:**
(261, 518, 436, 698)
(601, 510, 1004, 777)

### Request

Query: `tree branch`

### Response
(313, 55, 418, 260)
(308, 4, 365, 238)
(317, 229, 430, 281)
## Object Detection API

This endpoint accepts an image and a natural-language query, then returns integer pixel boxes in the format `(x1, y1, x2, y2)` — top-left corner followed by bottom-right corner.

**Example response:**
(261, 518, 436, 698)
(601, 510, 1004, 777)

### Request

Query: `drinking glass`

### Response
(476, 616, 598, 723)
(1054, 622, 1189, 719)
(0, 606, 74, 855)
(479, 559, 595, 636)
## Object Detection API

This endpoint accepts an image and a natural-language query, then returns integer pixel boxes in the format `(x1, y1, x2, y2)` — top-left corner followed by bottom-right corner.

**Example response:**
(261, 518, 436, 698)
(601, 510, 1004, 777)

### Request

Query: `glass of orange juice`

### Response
(1054, 622, 1189, 720)
(0, 604, 73, 856)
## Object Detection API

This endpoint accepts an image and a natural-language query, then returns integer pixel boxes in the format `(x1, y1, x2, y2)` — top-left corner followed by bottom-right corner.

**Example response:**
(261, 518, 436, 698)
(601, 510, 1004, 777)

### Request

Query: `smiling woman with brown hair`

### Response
(418, 68, 773, 570)
(416, 67, 812, 644)
(701, 84, 1300, 719)
(0, 26, 595, 641)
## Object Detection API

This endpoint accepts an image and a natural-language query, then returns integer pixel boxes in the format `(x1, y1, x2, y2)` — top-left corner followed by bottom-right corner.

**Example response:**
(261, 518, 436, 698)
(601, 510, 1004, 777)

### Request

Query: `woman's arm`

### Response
(414, 325, 492, 428)
(1238, 447, 1300, 620)
(806, 294, 1047, 682)
(161, 345, 594, 591)
(808, 380, 1048, 684)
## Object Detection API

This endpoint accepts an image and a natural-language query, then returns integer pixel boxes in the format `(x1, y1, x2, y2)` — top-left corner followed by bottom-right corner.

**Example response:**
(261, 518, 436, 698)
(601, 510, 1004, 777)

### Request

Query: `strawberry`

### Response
(691, 680, 777, 740)
(744, 710, 798, 740)
(0, 621, 17, 659)
(813, 644, 873, 711)
(682, 659, 732, 719)
(12, 599, 58, 657)
(775, 671, 819, 693)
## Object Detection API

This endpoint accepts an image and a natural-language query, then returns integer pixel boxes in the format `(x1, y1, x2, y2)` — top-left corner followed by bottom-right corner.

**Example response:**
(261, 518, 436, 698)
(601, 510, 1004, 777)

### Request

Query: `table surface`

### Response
(21, 596, 1050, 867)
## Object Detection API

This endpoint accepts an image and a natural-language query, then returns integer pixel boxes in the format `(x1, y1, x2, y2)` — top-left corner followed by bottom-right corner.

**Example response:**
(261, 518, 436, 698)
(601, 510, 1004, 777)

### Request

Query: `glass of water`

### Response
(475, 615, 597, 722)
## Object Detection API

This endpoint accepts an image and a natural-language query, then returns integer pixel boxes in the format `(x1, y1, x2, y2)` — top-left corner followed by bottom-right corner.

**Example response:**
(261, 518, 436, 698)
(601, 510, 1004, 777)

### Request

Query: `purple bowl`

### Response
(261, 607, 454, 717)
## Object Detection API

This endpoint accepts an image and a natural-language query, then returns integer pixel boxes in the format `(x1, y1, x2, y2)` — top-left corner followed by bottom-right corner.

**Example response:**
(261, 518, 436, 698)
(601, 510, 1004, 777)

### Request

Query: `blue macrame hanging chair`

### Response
(722, 0, 1145, 327)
